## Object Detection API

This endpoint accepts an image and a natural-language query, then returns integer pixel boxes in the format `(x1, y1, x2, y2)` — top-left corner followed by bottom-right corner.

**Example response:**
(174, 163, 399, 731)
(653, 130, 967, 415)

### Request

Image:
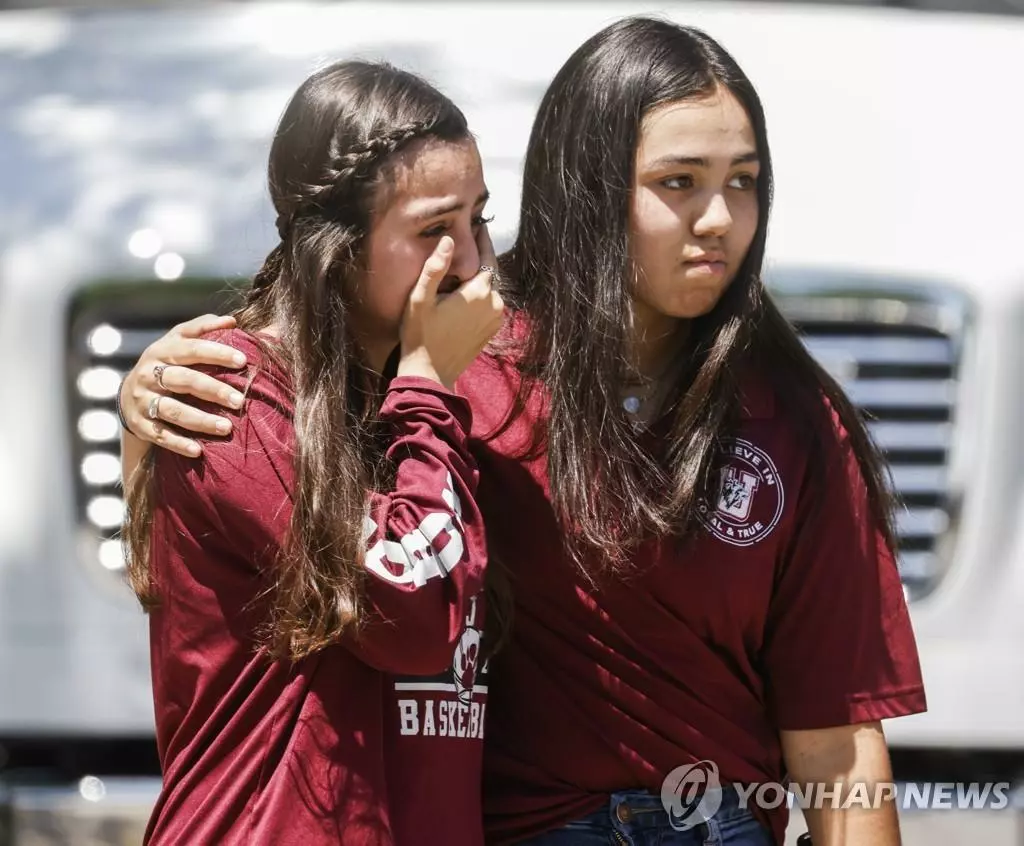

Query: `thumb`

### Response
(411, 236, 455, 304)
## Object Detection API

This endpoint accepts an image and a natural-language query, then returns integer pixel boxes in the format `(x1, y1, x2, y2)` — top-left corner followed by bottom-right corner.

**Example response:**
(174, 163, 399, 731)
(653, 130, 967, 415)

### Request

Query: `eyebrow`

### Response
(411, 190, 490, 223)
(644, 152, 760, 169)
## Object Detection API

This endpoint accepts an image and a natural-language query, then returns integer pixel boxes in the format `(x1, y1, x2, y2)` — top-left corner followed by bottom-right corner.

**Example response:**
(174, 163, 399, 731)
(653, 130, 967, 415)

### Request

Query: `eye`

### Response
(420, 214, 494, 239)
(728, 173, 758, 190)
(660, 175, 694, 190)
(420, 222, 449, 238)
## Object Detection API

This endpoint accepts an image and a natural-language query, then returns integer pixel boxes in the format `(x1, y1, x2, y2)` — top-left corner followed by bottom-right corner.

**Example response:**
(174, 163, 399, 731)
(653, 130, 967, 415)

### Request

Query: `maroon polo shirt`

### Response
(458, 346, 926, 846)
(144, 329, 488, 846)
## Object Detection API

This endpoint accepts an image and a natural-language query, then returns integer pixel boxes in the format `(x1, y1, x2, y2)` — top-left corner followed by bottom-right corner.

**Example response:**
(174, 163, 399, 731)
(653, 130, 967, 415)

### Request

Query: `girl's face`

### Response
(629, 87, 760, 342)
(352, 137, 490, 365)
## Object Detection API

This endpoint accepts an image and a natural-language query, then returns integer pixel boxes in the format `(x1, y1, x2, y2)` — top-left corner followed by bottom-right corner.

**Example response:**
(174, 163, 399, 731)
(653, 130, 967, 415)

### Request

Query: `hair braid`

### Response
(284, 120, 434, 233)
(253, 120, 433, 297)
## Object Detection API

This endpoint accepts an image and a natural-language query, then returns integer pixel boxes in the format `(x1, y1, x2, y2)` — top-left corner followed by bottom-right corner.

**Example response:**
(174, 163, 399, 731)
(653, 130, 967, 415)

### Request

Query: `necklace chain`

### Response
(618, 360, 675, 419)
(621, 327, 691, 426)
(621, 356, 682, 425)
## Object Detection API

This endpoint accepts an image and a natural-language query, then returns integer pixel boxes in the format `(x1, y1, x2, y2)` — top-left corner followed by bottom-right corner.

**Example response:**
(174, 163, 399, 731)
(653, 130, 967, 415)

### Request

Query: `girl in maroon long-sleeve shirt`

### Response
(121, 60, 503, 846)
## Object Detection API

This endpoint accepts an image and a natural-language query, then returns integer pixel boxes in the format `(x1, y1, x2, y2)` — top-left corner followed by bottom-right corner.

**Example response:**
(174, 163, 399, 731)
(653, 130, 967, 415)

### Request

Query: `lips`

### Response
(683, 252, 726, 266)
(683, 261, 727, 277)
(682, 252, 727, 276)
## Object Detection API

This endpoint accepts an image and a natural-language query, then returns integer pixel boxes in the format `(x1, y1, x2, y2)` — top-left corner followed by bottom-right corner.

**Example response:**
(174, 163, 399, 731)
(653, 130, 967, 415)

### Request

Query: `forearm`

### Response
(783, 722, 902, 846)
(346, 377, 487, 674)
(801, 795, 901, 846)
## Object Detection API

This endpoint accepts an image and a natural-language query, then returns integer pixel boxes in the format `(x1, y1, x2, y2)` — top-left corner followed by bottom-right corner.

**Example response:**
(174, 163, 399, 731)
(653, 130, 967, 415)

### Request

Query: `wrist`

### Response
(115, 376, 133, 433)
(396, 352, 451, 389)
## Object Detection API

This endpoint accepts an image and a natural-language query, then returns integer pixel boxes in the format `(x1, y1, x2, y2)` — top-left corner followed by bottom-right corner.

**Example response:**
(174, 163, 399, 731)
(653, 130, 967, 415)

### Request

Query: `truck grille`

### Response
(67, 282, 967, 600)
(782, 293, 970, 600)
(66, 281, 243, 575)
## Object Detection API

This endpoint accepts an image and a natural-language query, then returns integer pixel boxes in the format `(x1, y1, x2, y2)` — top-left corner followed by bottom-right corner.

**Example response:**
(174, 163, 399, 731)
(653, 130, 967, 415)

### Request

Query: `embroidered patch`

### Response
(698, 438, 784, 547)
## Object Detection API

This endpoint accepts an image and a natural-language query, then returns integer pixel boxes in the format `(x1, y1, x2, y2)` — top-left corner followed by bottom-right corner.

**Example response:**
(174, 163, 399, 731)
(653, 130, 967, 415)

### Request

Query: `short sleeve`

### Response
(762, 407, 928, 730)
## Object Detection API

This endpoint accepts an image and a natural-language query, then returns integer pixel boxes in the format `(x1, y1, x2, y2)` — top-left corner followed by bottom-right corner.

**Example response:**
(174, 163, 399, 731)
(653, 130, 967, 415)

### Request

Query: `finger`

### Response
(477, 289, 505, 334)
(174, 313, 237, 339)
(140, 419, 205, 459)
(475, 223, 497, 270)
(437, 281, 476, 311)
(147, 365, 244, 410)
(156, 337, 247, 369)
(454, 270, 495, 303)
(151, 394, 235, 437)
(411, 236, 454, 304)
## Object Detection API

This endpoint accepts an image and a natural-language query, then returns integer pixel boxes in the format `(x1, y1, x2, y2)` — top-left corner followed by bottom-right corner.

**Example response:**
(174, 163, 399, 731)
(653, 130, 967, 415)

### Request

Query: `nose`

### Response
(692, 192, 733, 238)
(447, 231, 482, 286)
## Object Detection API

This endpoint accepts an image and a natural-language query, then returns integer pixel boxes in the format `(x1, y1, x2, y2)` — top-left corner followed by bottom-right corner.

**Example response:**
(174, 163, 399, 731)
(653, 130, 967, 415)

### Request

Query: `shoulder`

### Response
(155, 328, 295, 506)
(458, 347, 547, 451)
(194, 328, 292, 406)
(753, 371, 891, 559)
(726, 364, 866, 518)
(737, 358, 853, 449)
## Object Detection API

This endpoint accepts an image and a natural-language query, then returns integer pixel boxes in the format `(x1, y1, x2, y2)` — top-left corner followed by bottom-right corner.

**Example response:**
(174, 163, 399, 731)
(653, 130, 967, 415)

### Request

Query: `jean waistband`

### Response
(607, 784, 750, 831)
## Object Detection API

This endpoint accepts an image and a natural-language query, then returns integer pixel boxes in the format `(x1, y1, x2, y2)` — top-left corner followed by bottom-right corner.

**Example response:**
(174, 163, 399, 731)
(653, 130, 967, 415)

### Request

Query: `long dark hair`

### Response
(125, 61, 472, 659)
(502, 17, 896, 571)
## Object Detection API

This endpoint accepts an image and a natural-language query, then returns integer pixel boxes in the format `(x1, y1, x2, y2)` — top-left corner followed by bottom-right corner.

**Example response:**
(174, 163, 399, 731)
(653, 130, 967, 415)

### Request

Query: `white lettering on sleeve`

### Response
(362, 474, 467, 587)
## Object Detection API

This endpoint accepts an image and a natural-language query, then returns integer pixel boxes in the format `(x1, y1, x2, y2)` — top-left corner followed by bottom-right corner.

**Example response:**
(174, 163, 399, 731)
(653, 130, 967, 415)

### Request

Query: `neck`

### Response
(629, 314, 689, 383)
(619, 316, 689, 428)
(362, 340, 395, 375)
(350, 325, 399, 377)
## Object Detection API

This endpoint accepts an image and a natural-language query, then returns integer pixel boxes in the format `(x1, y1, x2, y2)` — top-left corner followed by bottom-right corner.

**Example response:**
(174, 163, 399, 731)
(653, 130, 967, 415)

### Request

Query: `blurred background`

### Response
(1, 0, 1023, 844)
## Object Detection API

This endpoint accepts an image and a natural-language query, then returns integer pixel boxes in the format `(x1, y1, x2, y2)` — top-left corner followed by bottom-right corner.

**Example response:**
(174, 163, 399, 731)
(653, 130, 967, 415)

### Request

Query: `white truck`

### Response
(0, 2, 1022, 843)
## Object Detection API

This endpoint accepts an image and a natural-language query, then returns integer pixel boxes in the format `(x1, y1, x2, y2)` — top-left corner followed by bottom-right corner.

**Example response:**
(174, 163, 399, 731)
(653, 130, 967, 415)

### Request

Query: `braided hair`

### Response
(251, 119, 437, 294)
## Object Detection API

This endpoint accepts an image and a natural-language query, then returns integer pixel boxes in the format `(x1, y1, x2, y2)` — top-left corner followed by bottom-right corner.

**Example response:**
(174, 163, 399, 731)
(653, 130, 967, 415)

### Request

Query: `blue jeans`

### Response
(516, 787, 773, 846)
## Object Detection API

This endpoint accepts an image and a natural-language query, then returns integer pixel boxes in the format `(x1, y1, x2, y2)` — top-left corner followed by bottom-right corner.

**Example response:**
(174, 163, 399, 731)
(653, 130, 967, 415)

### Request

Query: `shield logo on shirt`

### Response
(698, 438, 784, 548)
(716, 467, 760, 521)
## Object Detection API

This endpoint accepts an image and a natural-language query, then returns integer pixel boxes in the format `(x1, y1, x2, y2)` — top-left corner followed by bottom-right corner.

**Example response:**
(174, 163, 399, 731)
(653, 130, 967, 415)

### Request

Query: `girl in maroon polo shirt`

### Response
(121, 19, 926, 846)
(119, 61, 504, 845)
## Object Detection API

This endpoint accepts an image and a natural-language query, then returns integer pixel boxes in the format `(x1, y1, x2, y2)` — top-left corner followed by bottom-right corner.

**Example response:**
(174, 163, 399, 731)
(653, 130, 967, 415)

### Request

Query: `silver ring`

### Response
(153, 364, 169, 390)
(479, 265, 494, 273)
(147, 395, 162, 421)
